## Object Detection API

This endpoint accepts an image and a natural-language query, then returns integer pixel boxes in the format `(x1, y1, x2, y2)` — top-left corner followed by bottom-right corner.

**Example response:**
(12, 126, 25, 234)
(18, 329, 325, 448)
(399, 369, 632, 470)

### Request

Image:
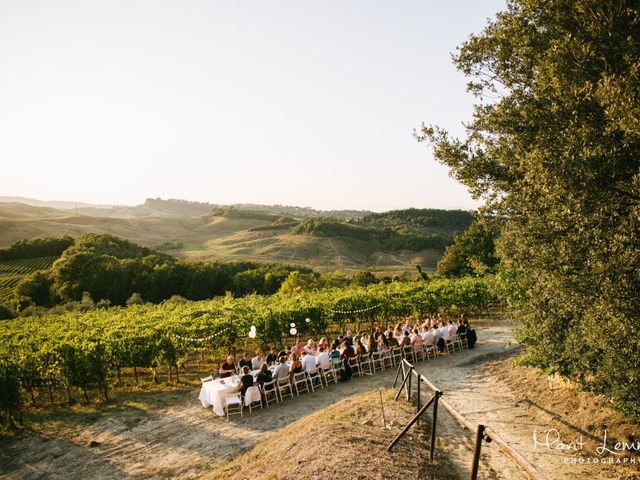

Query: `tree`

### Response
(437, 220, 498, 277)
(419, 0, 640, 417)
(14, 271, 55, 307)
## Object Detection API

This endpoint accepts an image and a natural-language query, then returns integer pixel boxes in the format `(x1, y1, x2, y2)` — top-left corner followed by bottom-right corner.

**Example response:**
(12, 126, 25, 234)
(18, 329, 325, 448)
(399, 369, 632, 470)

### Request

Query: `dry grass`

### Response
(205, 388, 460, 480)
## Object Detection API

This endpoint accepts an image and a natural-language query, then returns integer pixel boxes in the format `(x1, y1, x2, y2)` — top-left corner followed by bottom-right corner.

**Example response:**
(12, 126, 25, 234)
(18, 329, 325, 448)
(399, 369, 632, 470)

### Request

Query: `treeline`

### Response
(11, 234, 309, 310)
(0, 236, 74, 261)
(290, 217, 450, 251)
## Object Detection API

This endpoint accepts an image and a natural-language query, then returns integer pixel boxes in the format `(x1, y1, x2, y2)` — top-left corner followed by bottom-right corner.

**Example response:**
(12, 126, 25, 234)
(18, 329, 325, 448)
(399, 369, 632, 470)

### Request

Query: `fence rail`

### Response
(390, 358, 546, 480)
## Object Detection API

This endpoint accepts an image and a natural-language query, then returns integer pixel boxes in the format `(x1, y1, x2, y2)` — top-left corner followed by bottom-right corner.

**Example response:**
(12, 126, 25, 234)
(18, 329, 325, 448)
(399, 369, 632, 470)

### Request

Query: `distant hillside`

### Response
(0, 197, 370, 220)
(0, 198, 474, 272)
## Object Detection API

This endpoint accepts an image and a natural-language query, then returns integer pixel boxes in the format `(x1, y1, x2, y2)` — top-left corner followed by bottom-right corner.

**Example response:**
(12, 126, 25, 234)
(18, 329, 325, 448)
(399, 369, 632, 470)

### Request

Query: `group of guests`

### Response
(217, 314, 475, 398)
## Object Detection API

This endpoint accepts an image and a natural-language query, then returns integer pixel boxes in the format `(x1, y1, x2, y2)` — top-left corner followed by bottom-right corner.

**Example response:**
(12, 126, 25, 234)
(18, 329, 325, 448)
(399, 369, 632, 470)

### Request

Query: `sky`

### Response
(0, 1, 505, 212)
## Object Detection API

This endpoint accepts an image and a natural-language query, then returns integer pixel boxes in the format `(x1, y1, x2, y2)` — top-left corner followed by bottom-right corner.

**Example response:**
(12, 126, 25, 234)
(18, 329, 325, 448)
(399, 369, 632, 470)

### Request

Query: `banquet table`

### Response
(199, 376, 240, 416)
(199, 364, 283, 416)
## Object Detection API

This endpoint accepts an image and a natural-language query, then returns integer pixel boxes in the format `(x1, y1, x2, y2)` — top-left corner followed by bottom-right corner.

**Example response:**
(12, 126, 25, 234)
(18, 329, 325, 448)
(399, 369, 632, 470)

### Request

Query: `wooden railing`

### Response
(389, 359, 546, 480)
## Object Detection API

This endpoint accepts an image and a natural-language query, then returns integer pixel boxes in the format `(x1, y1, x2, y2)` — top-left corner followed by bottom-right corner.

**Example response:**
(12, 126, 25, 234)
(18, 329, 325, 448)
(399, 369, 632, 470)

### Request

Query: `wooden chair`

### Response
(306, 367, 324, 391)
(260, 378, 279, 407)
(223, 391, 243, 420)
(369, 351, 383, 373)
(243, 386, 263, 414)
(276, 375, 294, 401)
(292, 372, 310, 395)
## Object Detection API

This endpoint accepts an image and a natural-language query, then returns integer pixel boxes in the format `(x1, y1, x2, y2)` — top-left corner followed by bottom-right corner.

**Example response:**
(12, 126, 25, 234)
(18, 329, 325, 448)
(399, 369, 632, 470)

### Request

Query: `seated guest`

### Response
(401, 331, 412, 347)
(422, 326, 435, 346)
(329, 343, 342, 369)
(387, 334, 399, 348)
(377, 332, 390, 351)
(252, 350, 266, 370)
(291, 340, 305, 357)
(266, 347, 279, 364)
(373, 326, 383, 340)
(301, 350, 318, 372)
(304, 339, 317, 355)
(256, 363, 272, 385)
(340, 341, 356, 380)
(277, 345, 292, 359)
(355, 338, 367, 356)
(343, 330, 354, 347)
(448, 320, 458, 336)
(411, 327, 423, 349)
(289, 352, 303, 374)
(440, 323, 450, 341)
(317, 345, 331, 370)
(273, 356, 290, 379)
(234, 366, 254, 398)
(317, 337, 329, 351)
(402, 320, 412, 334)
(239, 352, 252, 370)
(456, 318, 467, 335)
(393, 323, 403, 341)
(219, 355, 236, 378)
(366, 334, 378, 356)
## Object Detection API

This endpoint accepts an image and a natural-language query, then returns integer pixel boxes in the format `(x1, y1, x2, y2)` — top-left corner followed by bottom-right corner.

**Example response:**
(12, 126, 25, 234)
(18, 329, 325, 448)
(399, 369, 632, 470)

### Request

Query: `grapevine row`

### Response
(0, 277, 494, 417)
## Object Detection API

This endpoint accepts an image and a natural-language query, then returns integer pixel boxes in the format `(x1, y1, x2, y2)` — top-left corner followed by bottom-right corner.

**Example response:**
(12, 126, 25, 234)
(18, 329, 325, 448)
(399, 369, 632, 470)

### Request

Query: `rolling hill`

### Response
(0, 197, 474, 272)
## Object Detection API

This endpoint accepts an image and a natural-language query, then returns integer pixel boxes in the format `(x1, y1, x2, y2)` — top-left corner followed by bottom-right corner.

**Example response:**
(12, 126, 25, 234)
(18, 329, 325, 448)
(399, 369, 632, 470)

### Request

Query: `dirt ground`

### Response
(0, 317, 638, 479)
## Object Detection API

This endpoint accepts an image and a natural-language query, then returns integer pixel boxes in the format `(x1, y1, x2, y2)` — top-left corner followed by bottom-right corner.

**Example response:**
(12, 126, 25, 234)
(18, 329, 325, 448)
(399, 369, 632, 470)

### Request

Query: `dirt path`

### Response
(1, 320, 636, 479)
(410, 322, 636, 480)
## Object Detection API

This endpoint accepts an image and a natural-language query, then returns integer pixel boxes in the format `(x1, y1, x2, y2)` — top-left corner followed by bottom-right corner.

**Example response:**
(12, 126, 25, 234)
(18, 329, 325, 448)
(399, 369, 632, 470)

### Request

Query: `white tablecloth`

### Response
(199, 378, 239, 416)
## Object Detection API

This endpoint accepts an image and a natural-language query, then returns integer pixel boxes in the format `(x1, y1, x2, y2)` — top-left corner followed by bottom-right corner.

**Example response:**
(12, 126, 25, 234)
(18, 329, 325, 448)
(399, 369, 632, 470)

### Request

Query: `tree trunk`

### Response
(82, 387, 90, 404)
(175, 364, 180, 383)
(133, 366, 138, 384)
(47, 383, 54, 406)
(168, 364, 172, 382)
(116, 366, 122, 385)
(66, 385, 73, 404)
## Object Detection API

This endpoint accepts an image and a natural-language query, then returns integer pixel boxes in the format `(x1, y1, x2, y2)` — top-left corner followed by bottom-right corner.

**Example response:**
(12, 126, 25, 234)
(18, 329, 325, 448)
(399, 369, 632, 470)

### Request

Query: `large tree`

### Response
(419, 0, 640, 417)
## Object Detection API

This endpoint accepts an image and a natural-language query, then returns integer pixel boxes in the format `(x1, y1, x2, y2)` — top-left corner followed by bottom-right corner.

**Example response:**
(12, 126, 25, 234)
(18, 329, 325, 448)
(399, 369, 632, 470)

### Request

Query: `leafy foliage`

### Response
(437, 220, 498, 277)
(0, 236, 74, 261)
(419, 0, 640, 417)
(0, 276, 494, 419)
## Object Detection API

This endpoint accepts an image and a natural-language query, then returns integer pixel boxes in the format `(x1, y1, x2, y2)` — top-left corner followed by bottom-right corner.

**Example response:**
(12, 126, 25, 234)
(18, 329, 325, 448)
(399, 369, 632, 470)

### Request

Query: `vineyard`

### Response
(0, 256, 57, 303)
(0, 277, 494, 419)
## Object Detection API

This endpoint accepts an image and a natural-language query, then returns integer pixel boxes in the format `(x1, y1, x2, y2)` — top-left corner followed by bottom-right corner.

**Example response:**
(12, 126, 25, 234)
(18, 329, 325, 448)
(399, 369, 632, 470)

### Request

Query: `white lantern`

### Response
(290, 322, 296, 328)
(305, 317, 311, 323)
(289, 327, 297, 336)
(250, 325, 256, 331)
(248, 330, 257, 339)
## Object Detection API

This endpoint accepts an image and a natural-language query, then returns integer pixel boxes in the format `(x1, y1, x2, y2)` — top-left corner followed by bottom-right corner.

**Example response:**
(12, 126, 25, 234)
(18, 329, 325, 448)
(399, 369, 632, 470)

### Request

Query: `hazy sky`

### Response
(1, 1, 505, 212)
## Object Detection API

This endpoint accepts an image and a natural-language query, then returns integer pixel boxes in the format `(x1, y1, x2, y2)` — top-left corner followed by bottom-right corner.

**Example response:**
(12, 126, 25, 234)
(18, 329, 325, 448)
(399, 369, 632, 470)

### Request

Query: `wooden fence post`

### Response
(430, 390, 441, 461)
(470, 424, 485, 480)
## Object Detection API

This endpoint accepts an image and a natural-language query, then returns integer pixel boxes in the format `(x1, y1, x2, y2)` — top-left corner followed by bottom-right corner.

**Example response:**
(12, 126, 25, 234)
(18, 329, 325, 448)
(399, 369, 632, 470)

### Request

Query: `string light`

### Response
(326, 303, 382, 314)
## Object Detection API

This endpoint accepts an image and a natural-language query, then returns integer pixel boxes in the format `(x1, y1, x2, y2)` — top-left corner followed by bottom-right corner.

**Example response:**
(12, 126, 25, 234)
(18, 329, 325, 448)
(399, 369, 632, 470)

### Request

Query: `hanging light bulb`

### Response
(290, 327, 297, 336)
(290, 322, 296, 328)
(250, 325, 256, 331)
(305, 317, 311, 323)
(248, 330, 257, 339)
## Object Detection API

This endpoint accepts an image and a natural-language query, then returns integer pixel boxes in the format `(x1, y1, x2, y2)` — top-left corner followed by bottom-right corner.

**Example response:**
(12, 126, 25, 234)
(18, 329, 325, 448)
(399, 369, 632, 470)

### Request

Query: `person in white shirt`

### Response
(440, 324, 450, 341)
(273, 357, 290, 379)
(316, 346, 331, 370)
(421, 326, 435, 346)
(251, 350, 266, 370)
(448, 320, 458, 337)
(301, 351, 318, 373)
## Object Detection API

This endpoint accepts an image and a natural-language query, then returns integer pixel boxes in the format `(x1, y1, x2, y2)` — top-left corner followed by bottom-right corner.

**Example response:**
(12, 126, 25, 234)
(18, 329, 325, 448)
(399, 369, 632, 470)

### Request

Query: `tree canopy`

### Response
(419, 0, 640, 417)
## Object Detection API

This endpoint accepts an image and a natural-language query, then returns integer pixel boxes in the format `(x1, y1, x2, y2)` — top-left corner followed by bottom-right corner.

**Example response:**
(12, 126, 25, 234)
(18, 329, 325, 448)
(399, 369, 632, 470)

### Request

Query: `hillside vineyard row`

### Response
(0, 277, 492, 412)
